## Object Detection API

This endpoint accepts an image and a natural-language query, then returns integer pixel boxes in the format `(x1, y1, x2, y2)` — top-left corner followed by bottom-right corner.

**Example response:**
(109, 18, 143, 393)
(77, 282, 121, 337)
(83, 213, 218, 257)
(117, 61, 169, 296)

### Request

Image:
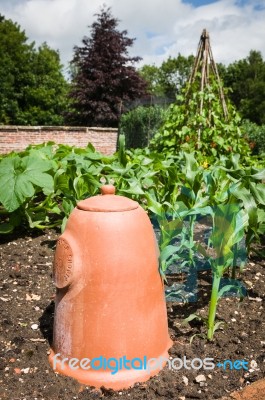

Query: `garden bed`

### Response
(0, 229, 264, 400)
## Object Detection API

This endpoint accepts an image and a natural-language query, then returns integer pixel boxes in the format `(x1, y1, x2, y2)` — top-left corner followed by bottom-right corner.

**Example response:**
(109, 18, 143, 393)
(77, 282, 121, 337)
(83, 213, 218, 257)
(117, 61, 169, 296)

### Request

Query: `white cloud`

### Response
(1, 0, 265, 73)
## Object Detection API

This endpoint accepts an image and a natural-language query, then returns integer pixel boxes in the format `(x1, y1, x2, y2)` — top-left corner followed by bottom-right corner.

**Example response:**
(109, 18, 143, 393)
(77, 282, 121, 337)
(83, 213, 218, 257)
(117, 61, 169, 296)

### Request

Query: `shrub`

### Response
(119, 105, 168, 149)
(240, 120, 265, 155)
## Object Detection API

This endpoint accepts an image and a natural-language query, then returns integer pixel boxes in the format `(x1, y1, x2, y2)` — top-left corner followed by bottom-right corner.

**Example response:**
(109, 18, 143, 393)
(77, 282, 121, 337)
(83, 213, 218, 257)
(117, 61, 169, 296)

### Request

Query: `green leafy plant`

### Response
(205, 204, 248, 340)
(150, 79, 251, 163)
(145, 152, 265, 340)
(0, 154, 53, 212)
(0, 153, 59, 232)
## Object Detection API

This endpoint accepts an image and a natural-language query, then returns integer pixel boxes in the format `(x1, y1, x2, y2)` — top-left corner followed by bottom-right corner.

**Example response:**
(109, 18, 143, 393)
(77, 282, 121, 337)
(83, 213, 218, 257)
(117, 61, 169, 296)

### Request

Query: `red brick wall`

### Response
(0, 126, 118, 155)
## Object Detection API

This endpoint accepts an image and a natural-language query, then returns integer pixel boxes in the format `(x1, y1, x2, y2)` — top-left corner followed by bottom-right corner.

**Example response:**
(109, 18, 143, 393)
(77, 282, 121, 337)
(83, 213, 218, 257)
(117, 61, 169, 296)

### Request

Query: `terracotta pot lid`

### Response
(77, 185, 139, 212)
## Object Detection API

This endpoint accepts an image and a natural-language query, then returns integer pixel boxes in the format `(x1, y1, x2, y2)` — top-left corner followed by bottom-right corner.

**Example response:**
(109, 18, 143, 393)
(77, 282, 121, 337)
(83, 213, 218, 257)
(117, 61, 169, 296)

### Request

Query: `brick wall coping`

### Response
(0, 125, 118, 133)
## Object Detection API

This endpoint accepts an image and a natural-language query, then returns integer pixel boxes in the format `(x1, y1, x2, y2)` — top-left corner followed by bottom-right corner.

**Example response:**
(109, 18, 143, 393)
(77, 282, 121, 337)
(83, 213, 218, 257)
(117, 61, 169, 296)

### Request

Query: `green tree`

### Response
(18, 43, 69, 125)
(160, 54, 195, 98)
(140, 54, 194, 98)
(0, 14, 34, 123)
(66, 7, 147, 127)
(0, 15, 68, 125)
(223, 50, 265, 125)
(139, 64, 165, 97)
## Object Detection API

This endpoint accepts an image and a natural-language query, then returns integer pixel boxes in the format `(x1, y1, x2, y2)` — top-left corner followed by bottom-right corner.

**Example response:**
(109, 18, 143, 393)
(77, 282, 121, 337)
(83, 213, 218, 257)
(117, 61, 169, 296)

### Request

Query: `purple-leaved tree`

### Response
(66, 6, 147, 127)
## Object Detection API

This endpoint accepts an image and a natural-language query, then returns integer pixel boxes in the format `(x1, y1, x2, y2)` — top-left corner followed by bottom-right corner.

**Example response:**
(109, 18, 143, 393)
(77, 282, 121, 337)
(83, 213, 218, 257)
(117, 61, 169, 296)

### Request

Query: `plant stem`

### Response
(34, 221, 62, 230)
(189, 215, 195, 265)
(231, 243, 237, 280)
(28, 195, 52, 211)
(207, 272, 221, 340)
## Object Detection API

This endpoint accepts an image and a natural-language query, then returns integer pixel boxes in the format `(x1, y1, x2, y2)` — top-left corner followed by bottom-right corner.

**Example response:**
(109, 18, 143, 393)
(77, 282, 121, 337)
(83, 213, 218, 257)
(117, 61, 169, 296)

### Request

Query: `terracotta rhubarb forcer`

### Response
(49, 185, 172, 390)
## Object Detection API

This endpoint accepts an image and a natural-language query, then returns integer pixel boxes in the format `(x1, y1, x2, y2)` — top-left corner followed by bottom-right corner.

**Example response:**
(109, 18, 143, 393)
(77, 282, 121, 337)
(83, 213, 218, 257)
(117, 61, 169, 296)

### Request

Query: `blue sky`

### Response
(0, 0, 264, 74)
(183, 0, 218, 6)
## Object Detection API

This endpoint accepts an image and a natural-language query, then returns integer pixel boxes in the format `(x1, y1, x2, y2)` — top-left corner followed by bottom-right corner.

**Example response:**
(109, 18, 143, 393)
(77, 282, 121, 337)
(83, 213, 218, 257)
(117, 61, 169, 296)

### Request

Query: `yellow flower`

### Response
(202, 160, 209, 169)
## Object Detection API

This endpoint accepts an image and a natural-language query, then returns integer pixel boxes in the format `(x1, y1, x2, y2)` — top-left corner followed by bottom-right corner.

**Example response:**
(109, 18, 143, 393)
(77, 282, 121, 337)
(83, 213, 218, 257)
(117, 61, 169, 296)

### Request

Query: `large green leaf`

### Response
(249, 182, 265, 206)
(248, 169, 265, 180)
(182, 152, 200, 187)
(210, 204, 248, 269)
(229, 182, 257, 230)
(160, 245, 179, 263)
(0, 155, 54, 212)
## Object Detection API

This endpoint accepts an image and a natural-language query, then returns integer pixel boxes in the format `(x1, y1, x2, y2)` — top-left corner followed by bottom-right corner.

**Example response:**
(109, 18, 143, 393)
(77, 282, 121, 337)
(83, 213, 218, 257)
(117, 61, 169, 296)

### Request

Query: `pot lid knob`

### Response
(77, 183, 138, 211)
(101, 185, 115, 195)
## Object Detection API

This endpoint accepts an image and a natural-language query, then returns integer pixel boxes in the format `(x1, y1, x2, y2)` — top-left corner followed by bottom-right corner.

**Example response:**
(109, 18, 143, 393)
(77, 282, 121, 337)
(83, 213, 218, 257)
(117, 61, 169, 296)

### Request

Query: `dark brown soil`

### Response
(0, 229, 264, 400)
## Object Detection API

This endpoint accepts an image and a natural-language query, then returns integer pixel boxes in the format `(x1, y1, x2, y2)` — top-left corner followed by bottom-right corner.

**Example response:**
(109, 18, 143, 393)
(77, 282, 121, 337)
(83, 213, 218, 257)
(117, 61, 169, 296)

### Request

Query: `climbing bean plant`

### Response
(150, 80, 251, 163)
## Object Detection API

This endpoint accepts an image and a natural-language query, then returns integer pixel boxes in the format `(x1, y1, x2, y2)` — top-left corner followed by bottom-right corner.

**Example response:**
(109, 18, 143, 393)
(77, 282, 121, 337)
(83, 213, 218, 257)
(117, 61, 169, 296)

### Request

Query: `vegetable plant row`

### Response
(1, 140, 264, 237)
